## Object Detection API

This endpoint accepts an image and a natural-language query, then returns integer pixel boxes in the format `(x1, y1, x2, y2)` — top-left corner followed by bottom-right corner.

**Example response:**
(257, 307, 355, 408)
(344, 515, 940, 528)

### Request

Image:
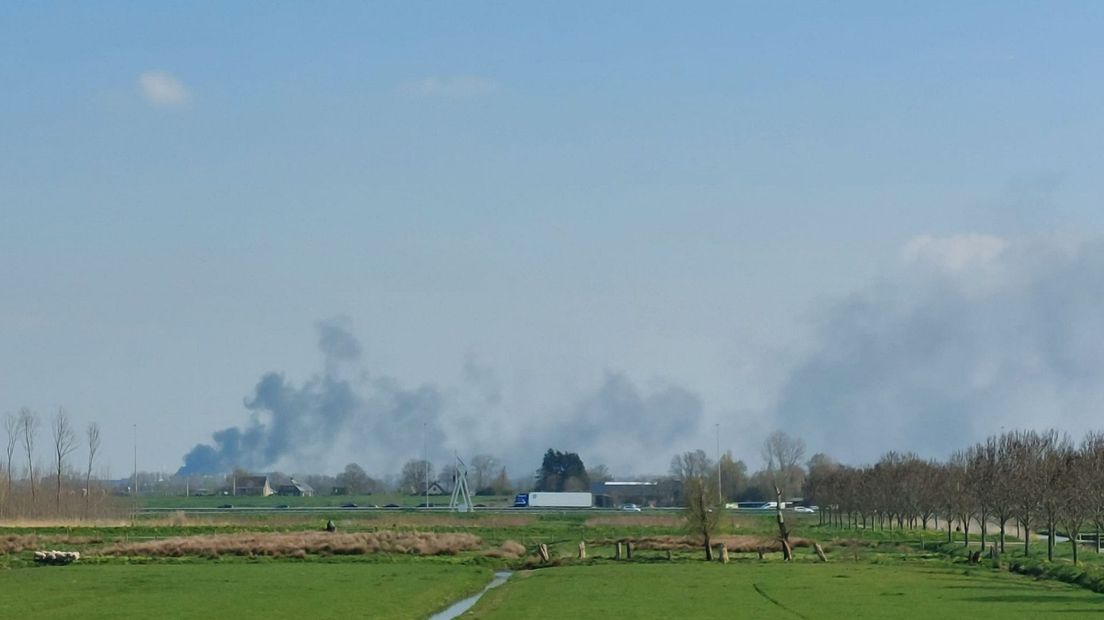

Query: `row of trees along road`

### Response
(805, 429, 1104, 565)
(1, 408, 109, 519)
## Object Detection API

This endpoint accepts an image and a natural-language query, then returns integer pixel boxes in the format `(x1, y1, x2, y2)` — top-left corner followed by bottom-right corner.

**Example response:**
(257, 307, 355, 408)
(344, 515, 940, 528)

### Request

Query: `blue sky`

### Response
(3, 3, 1104, 478)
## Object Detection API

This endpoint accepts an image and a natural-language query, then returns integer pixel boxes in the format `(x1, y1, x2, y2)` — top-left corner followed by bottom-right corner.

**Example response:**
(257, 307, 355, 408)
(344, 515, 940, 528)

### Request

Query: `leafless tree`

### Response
(670, 449, 713, 482)
(989, 434, 1018, 553)
(470, 454, 500, 492)
(437, 464, 459, 492)
(683, 475, 720, 560)
(85, 422, 101, 518)
(1083, 432, 1104, 555)
(761, 430, 806, 500)
(18, 409, 39, 505)
(1058, 446, 1091, 565)
(1038, 432, 1072, 562)
(3, 413, 17, 500)
(399, 459, 433, 495)
(1008, 430, 1049, 557)
(52, 409, 78, 514)
(966, 443, 997, 550)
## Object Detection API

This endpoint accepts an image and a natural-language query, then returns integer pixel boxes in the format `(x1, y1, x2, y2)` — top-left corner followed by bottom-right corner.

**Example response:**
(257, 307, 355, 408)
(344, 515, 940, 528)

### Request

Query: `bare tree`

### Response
(470, 454, 500, 493)
(683, 475, 720, 560)
(85, 422, 101, 518)
(18, 409, 39, 505)
(761, 431, 806, 500)
(1008, 430, 1049, 557)
(3, 413, 17, 499)
(989, 434, 1018, 553)
(1058, 445, 1091, 565)
(966, 443, 997, 550)
(399, 459, 433, 495)
(1038, 432, 1072, 562)
(52, 409, 78, 514)
(1083, 432, 1104, 555)
(670, 449, 713, 481)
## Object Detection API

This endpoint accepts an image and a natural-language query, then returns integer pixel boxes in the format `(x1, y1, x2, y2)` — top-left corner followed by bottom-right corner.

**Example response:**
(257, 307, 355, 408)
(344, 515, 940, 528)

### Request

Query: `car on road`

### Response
(340, 502, 358, 508)
(621, 503, 642, 512)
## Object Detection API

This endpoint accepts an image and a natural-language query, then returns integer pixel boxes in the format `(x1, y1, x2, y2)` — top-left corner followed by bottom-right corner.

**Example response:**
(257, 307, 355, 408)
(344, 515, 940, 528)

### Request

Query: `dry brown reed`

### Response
(1, 534, 108, 554)
(482, 539, 527, 559)
(99, 530, 485, 558)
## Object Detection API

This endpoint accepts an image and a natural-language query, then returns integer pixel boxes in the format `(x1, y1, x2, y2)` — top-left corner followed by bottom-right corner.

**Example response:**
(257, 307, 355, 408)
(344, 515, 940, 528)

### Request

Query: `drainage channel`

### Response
(428, 571, 513, 620)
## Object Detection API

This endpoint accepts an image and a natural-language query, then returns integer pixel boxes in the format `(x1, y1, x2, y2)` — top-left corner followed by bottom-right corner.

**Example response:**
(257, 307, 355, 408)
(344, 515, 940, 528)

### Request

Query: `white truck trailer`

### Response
(514, 492, 593, 508)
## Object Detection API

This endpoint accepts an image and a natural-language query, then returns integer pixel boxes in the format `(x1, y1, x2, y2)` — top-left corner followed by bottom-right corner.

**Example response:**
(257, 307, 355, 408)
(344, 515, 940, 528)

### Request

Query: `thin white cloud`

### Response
(398, 75, 498, 99)
(138, 70, 191, 106)
(901, 233, 1008, 273)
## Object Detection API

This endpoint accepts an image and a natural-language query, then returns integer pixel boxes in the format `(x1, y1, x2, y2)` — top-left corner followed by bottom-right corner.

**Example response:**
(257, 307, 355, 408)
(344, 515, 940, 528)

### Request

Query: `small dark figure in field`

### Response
(325, 519, 336, 533)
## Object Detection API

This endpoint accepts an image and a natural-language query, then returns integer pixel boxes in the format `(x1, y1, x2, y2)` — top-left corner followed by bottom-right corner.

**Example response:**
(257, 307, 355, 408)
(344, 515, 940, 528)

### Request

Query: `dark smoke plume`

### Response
(178, 318, 444, 475)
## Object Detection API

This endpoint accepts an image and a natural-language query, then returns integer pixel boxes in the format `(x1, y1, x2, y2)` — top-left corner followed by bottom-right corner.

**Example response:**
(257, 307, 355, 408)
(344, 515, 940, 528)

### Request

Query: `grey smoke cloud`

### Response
(179, 318, 446, 475)
(770, 234, 1104, 464)
(486, 372, 705, 477)
(180, 319, 705, 477)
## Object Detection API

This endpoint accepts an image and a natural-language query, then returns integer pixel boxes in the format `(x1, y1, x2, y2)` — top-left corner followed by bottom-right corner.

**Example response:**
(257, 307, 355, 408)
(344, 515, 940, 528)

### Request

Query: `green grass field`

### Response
(466, 562, 1104, 619)
(0, 562, 491, 620)
(5, 512, 1104, 619)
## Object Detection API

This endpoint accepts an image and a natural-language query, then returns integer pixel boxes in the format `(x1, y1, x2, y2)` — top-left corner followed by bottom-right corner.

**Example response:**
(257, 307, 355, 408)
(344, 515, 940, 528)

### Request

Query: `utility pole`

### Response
(423, 422, 429, 510)
(132, 424, 138, 497)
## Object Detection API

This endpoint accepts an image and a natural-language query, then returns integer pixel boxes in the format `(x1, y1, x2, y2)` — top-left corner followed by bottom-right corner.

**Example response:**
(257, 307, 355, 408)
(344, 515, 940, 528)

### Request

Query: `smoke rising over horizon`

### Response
(178, 318, 448, 476)
(178, 235, 1104, 477)
(770, 234, 1104, 464)
(177, 318, 706, 477)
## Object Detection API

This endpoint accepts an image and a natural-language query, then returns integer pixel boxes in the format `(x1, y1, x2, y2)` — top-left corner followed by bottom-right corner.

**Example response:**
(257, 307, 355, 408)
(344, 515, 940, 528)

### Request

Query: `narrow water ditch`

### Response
(428, 571, 513, 620)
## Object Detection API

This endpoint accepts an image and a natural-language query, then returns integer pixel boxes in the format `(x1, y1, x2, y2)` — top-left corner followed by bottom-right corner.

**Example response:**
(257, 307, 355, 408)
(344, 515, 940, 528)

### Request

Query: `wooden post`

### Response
(538, 543, 550, 563)
(626, 542, 633, 560)
(719, 544, 729, 564)
(578, 541, 586, 560)
(666, 549, 672, 561)
(615, 542, 623, 560)
(781, 539, 793, 562)
(814, 543, 828, 563)
(757, 547, 765, 560)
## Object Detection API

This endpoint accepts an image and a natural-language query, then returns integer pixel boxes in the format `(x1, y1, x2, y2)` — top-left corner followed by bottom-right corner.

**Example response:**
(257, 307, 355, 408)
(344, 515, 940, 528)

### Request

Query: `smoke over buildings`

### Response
(178, 318, 446, 475)
(178, 319, 705, 477)
(178, 235, 1104, 476)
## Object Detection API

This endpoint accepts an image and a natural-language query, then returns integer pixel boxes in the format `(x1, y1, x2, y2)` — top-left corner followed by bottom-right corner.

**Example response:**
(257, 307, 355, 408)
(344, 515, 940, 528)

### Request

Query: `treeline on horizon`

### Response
(803, 428, 1104, 565)
(6, 400, 1104, 563)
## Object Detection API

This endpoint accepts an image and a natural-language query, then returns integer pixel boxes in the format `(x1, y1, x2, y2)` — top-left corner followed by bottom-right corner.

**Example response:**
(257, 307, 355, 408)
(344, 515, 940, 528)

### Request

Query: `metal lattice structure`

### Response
(448, 454, 474, 513)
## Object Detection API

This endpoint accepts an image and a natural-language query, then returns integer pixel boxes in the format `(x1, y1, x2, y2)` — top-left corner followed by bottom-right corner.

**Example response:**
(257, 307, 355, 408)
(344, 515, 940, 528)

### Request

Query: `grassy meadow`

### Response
(4, 510, 1104, 618)
(466, 562, 1104, 619)
(0, 562, 491, 620)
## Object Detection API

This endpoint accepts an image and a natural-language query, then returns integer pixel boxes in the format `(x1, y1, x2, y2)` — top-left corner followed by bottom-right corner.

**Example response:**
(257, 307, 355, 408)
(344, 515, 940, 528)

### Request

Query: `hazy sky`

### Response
(3, 3, 1104, 479)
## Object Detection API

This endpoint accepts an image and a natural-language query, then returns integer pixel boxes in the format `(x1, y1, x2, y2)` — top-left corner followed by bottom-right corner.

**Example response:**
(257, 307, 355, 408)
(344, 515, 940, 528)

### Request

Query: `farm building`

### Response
(276, 480, 315, 497)
(233, 475, 274, 497)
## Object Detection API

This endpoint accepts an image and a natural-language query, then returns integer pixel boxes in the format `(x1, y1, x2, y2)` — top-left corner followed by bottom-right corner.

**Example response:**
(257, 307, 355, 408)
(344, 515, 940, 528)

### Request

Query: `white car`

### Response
(621, 503, 642, 512)
(793, 506, 816, 513)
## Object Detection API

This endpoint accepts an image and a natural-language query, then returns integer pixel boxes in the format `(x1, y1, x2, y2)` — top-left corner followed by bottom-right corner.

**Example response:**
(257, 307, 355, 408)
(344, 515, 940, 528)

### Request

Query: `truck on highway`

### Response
(513, 492, 593, 508)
